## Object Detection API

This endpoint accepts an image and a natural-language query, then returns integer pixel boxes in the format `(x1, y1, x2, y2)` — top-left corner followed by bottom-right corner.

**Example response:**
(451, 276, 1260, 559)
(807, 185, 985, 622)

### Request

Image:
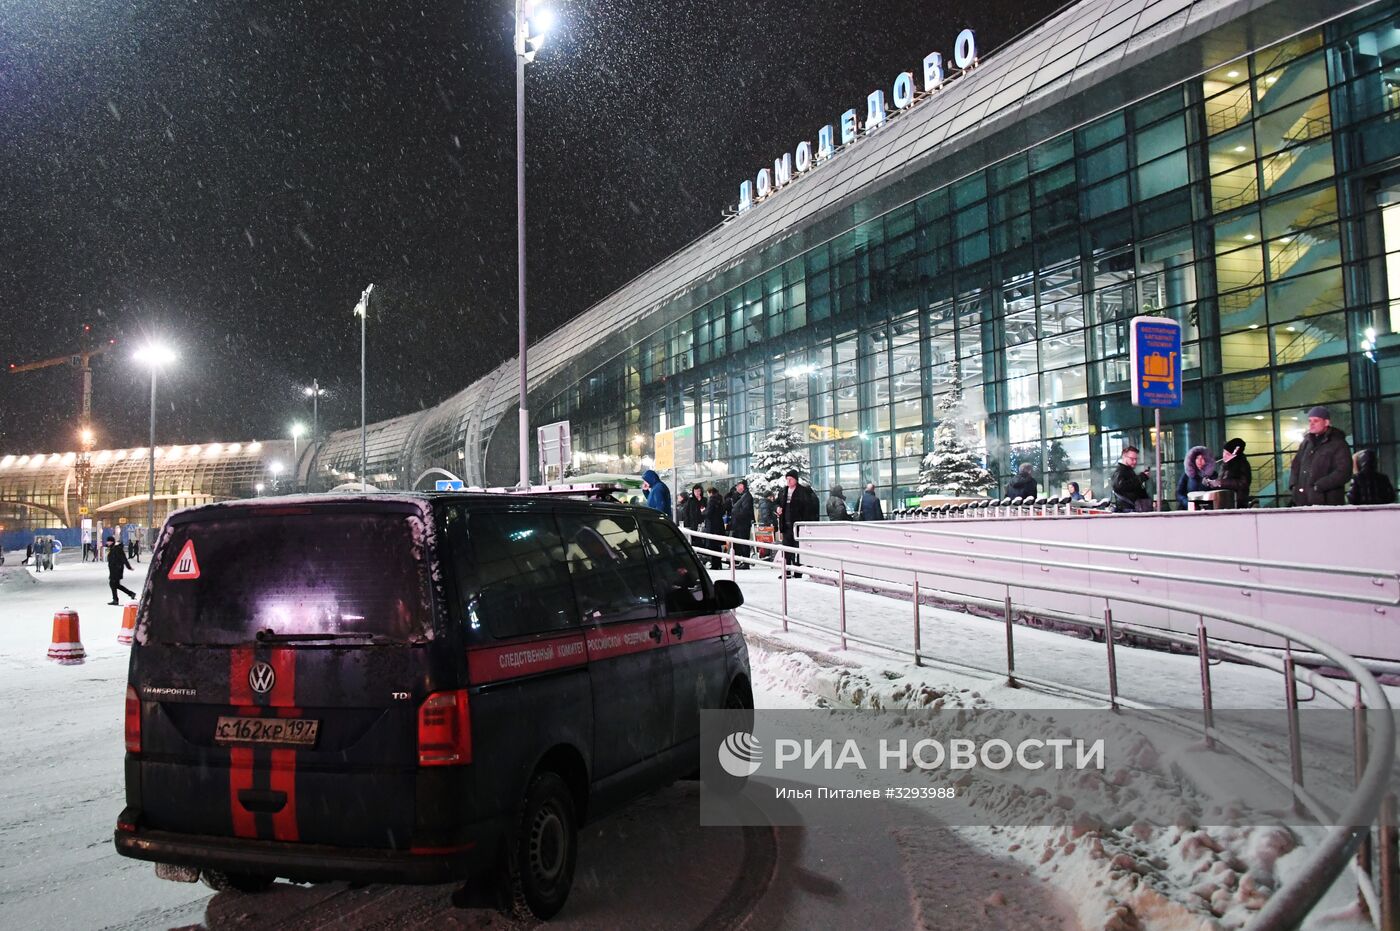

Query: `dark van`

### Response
(115, 492, 751, 920)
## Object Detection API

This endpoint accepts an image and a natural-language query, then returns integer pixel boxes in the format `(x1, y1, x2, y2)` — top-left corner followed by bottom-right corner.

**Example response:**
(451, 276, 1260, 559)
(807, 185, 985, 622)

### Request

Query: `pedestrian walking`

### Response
(826, 484, 853, 521)
(1289, 406, 1352, 506)
(775, 469, 819, 576)
(1348, 449, 1396, 505)
(1216, 438, 1251, 508)
(730, 480, 755, 566)
(1111, 446, 1153, 512)
(1007, 463, 1038, 500)
(106, 536, 137, 605)
(22, 542, 33, 565)
(640, 469, 672, 516)
(681, 484, 704, 531)
(703, 487, 728, 570)
(858, 483, 884, 521)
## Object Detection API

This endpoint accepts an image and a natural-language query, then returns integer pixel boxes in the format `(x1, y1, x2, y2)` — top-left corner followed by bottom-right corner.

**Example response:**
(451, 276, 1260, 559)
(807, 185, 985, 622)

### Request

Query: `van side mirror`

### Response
(713, 579, 744, 611)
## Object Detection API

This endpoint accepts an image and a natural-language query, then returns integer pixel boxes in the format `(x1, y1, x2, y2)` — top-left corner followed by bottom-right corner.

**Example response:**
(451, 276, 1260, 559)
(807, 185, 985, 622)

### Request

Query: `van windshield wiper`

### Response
(253, 628, 397, 645)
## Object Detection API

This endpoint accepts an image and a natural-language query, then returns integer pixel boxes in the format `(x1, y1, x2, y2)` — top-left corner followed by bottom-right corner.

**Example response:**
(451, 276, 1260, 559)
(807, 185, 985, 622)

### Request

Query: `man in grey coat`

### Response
(1289, 406, 1352, 506)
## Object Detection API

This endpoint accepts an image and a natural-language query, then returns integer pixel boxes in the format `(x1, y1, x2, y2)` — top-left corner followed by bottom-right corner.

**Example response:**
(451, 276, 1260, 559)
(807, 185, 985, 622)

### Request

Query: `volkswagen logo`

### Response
(248, 661, 276, 694)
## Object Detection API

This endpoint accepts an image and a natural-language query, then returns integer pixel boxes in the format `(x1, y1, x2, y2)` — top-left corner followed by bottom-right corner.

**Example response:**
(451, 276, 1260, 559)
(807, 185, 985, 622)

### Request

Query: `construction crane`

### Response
(8, 325, 118, 505)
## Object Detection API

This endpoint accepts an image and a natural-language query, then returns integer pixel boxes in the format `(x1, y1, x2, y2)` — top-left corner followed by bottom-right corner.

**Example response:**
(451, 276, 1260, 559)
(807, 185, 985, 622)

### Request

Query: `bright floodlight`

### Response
(133, 343, 176, 367)
(269, 462, 284, 476)
(532, 7, 555, 35)
(255, 482, 265, 493)
(290, 423, 306, 439)
(79, 428, 95, 444)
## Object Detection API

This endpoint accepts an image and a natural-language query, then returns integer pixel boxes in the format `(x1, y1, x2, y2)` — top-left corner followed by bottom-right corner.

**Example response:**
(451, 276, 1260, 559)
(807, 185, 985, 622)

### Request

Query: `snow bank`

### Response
(746, 636, 1369, 931)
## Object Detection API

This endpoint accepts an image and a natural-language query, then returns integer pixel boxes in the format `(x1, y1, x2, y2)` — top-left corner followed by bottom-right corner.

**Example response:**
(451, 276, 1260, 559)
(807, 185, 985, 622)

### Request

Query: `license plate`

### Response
(214, 716, 320, 747)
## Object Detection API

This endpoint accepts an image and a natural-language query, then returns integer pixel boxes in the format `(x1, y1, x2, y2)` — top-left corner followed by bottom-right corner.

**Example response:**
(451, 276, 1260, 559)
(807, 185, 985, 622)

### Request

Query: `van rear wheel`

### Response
(201, 869, 275, 893)
(503, 771, 578, 921)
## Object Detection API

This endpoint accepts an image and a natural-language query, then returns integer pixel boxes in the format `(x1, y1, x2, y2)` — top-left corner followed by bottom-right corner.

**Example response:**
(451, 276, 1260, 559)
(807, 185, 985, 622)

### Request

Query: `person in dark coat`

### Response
(1006, 463, 1038, 500)
(858, 483, 884, 521)
(729, 480, 755, 566)
(756, 492, 774, 528)
(1175, 445, 1217, 510)
(826, 484, 853, 521)
(641, 468, 672, 516)
(1348, 449, 1397, 506)
(1111, 446, 1153, 512)
(775, 470, 819, 576)
(22, 542, 33, 565)
(1215, 438, 1251, 508)
(106, 536, 137, 605)
(1289, 406, 1352, 506)
(703, 487, 728, 569)
(680, 484, 704, 531)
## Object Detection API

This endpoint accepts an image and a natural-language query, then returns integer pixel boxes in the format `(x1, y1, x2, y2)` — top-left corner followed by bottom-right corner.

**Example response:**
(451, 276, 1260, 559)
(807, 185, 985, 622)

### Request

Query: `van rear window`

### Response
(145, 512, 432, 645)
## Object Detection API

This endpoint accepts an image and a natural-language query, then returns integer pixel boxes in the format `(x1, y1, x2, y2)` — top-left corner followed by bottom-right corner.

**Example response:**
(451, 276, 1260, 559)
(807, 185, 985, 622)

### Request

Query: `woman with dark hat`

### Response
(1216, 437, 1252, 508)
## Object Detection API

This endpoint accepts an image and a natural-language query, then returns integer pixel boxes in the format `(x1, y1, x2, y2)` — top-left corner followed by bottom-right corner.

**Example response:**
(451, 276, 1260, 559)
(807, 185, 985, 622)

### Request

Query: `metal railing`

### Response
(681, 525, 1398, 930)
(799, 519, 1400, 610)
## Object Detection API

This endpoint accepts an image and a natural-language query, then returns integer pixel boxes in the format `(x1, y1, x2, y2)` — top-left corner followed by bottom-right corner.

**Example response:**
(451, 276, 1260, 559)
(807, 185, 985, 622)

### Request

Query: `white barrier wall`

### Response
(797, 506, 1400, 662)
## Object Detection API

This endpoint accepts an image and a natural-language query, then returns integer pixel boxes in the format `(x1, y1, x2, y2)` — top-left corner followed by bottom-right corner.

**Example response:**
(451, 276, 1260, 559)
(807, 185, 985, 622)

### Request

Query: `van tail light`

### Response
(125, 686, 141, 754)
(417, 690, 471, 766)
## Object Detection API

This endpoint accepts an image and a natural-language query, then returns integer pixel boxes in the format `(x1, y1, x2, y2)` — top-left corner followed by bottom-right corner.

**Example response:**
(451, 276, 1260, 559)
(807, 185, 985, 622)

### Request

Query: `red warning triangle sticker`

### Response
(167, 539, 201, 580)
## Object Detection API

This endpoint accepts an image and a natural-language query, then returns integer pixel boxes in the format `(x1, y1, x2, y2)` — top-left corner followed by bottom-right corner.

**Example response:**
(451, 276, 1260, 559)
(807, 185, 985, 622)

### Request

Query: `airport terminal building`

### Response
(5, 0, 1400, 529)
(314, 0, 1400, 508)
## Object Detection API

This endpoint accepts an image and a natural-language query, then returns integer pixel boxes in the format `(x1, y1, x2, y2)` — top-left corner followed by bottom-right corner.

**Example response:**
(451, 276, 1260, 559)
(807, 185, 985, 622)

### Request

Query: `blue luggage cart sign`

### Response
(435, 480, 465, 491)
(1129, 317, 1183, 408)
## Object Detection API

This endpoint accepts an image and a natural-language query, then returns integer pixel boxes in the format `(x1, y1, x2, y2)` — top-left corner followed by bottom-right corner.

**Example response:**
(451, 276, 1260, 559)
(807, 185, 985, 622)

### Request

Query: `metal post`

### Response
(360, 288, 367, 490)
(515, 51, 530, 489)
(729, 533, 736, 582)
(838, 563, 847, 650)
(912, 576, 922, 667)
(1154, 408, 1163, 512)
(1357, 687, 1374, 915)
(1382, 794, 1398, 931)
(1104, 605, 1119, 710)
(780, 551, 789, 632)
(311, 378, 319, 443)
(1197, 617, 1214, 749)
(147, 367, 157, 533)
(1003, 588, 1016, 687)
(1284, 647, 1305, 804)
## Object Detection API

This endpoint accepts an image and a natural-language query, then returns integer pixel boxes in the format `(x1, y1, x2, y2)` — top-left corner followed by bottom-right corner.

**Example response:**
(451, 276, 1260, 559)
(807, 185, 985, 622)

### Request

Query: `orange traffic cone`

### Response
(47, 609, 86, 665)
(118, 603, 137, 645)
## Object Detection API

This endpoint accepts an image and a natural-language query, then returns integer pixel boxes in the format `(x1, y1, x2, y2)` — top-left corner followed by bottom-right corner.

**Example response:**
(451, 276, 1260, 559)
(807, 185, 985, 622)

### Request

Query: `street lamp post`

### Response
(353, 284, 373, 491)
(133, 343, 176, 536)
(302, 380, 324, 442)
(514, 1, 552, 488)
(290, 424, 306, 488)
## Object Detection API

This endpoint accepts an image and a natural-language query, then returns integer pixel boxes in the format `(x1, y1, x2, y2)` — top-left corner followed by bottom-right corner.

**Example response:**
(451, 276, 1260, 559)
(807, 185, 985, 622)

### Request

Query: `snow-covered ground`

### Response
(729, 565, 1391, 931)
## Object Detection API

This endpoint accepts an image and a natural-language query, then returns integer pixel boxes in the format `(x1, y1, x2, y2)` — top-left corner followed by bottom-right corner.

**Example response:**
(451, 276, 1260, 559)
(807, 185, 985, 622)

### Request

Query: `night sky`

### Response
(1, 0, 1067, 453)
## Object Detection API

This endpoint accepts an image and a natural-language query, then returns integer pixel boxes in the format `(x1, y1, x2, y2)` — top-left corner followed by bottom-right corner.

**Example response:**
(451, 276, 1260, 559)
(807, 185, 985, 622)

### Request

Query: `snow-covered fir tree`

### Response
(747, 409, 811, 497)
(918, 369, 995, 496)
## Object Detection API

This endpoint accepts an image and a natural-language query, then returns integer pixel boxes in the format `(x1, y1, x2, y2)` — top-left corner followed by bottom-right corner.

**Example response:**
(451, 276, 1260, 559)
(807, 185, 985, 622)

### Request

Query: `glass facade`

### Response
(536, 4, 1400, 509)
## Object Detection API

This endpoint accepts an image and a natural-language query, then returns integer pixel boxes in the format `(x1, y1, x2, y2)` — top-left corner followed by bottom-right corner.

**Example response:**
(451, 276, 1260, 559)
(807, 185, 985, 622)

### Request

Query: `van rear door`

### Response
(130, 503, 443, 851)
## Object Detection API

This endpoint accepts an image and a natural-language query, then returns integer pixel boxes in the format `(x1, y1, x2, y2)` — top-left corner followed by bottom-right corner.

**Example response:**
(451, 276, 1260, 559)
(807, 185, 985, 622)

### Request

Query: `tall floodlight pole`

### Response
(133, 343, 176, 533)
(354, 284, 373, 490)
(514, 0, 553, 488)
(303, 379, 324, 442)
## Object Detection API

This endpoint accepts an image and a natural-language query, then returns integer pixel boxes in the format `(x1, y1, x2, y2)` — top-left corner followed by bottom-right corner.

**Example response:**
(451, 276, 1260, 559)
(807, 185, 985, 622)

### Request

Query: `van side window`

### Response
(557, 512, 657, 624)
(462, 511, 578, 638)
(640, 518, 711, 614)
